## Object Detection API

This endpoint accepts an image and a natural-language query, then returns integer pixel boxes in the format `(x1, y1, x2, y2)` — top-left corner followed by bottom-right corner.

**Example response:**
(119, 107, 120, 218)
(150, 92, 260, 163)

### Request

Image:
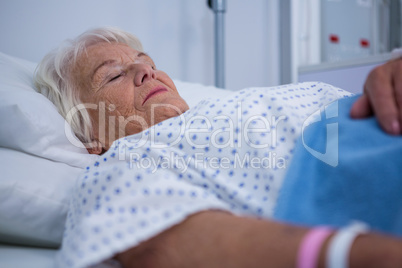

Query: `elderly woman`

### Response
(35, 27, 402, 268)
(35, 28, 189, 154)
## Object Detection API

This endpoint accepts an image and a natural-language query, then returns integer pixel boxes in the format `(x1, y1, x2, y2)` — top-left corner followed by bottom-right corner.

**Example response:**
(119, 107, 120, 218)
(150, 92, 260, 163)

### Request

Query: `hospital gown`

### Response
(57, 82, 351, 268)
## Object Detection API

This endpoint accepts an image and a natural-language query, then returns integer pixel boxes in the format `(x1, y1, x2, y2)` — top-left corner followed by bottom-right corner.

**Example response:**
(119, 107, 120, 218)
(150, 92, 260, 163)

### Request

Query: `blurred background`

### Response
(0, 0, 400, 92)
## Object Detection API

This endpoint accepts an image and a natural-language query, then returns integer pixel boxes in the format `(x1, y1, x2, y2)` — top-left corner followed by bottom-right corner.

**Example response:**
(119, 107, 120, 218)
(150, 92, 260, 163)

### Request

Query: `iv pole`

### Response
(208, 0, 226, 89)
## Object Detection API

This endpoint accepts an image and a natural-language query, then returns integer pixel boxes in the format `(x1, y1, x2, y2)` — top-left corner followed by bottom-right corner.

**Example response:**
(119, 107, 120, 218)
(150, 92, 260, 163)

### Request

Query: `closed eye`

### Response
(109, 73, 124, 83)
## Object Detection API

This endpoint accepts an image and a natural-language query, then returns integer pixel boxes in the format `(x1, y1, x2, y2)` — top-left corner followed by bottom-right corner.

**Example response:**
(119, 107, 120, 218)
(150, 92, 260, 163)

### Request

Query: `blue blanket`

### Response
(274, 95, 402, 235)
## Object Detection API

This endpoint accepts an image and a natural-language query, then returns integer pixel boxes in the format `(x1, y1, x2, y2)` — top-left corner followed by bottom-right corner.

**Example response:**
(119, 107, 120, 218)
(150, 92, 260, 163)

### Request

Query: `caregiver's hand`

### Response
(350, 57, 402, 135)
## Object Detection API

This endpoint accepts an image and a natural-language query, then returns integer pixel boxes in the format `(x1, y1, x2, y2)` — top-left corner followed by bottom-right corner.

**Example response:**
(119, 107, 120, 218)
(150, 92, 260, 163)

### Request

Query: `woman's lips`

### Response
(142, 86, 168, 105)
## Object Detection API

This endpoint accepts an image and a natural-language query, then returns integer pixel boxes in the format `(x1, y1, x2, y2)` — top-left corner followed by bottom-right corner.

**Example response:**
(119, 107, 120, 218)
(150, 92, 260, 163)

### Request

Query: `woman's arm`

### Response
(116, 210, 402, 268)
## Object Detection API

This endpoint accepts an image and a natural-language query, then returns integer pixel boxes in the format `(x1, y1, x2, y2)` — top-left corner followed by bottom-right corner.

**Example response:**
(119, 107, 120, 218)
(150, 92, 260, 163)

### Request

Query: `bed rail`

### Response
(208, 0, 226, 89)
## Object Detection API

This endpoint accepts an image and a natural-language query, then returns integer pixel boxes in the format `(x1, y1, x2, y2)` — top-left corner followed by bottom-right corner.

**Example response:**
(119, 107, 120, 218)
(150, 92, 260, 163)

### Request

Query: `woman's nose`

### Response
(133, 64, 156, 86)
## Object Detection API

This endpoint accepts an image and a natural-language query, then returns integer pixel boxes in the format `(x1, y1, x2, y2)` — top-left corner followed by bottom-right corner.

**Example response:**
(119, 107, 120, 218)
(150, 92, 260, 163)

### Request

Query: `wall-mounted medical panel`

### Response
(321, 0, 394, 62)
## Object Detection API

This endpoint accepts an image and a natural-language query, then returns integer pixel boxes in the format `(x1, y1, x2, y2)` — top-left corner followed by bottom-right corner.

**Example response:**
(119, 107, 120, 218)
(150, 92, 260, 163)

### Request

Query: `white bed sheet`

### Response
(0, 243, 57, 268)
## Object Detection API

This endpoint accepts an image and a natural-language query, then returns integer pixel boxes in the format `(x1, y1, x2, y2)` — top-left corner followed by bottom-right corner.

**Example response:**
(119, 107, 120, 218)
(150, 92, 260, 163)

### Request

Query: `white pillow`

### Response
(0, 52, 98, 248)
(0, 52, 98, 168)
(0, 52, 232, 248)
(173, 79, 231, 107)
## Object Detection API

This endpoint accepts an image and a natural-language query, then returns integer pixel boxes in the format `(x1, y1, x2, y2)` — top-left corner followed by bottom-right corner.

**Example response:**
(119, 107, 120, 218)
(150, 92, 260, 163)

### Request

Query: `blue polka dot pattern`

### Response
(57, 82, 351, 267)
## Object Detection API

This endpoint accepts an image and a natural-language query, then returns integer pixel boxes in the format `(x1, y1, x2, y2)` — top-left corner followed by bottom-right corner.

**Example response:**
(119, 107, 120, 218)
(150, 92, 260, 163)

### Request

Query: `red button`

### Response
(329, 34, 339, 43)
(360, 39, 370, 48)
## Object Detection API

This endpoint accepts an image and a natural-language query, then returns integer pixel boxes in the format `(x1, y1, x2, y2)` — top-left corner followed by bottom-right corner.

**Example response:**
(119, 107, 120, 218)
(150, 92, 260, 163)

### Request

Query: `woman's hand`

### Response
(350, 58, 402, 135)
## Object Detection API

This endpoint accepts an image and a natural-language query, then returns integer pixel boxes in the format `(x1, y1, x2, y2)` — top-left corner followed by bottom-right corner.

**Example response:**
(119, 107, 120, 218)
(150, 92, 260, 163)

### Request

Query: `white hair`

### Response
(34, 26, 143, 146)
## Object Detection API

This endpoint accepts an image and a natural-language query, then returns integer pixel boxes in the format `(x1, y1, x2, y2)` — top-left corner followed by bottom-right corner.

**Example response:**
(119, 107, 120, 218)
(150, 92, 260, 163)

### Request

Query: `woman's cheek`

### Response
(159, 72, 176, 90)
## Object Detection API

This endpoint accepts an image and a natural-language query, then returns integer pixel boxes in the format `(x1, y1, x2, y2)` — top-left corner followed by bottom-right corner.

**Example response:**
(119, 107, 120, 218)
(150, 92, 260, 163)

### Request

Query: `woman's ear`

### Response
(86, 140, 104, 155)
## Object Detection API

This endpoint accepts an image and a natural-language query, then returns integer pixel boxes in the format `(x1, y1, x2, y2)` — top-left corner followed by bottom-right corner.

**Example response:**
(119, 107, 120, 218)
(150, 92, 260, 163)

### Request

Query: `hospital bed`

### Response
(0, 51, 232, 268)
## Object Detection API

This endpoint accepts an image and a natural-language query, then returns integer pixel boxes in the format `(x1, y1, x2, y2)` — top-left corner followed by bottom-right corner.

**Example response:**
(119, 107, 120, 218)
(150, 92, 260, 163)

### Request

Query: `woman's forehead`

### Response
(84, 42, 140, 62)
(74, 42, 148, 80)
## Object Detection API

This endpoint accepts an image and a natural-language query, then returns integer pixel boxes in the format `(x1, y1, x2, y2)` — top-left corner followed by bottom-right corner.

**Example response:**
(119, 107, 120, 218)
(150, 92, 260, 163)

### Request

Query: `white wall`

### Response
(0, 0, 280, 91)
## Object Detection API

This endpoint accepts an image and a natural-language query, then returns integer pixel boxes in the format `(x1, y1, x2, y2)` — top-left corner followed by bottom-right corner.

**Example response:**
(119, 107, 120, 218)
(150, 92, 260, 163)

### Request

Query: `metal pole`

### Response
(208, 0, 226, 88)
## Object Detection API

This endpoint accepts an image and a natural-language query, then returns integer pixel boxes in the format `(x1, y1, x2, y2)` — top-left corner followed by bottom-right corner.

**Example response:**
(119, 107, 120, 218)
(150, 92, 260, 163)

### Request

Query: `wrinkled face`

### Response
(72, 42, 189, 153)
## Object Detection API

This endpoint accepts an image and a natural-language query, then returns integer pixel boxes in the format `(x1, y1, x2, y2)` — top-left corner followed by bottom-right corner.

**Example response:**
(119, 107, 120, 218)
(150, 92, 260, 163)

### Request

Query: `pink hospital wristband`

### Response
(297, 226, 333, 268)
